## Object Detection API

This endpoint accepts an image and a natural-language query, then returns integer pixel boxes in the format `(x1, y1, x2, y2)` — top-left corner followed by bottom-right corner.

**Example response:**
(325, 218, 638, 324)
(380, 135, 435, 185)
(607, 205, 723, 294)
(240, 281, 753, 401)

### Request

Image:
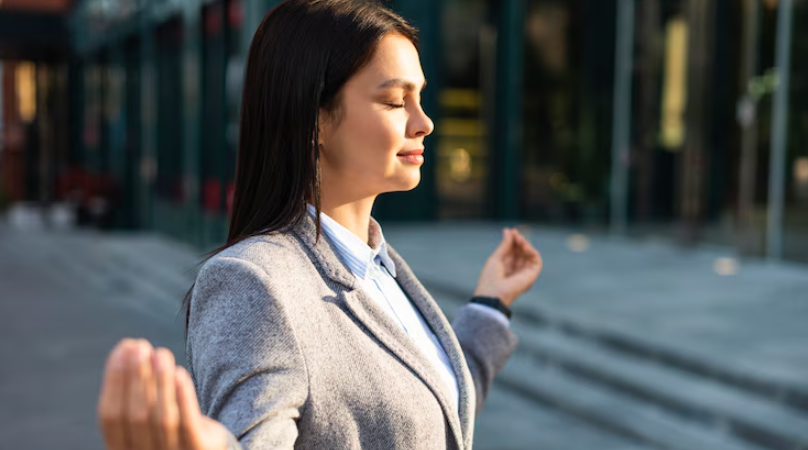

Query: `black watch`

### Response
(469, 295, 512, 319)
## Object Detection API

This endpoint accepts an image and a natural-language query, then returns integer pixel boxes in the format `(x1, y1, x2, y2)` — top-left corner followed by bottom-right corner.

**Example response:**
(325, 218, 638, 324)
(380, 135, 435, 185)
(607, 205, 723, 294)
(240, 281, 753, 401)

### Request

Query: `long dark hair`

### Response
(178, 0, 418, 334)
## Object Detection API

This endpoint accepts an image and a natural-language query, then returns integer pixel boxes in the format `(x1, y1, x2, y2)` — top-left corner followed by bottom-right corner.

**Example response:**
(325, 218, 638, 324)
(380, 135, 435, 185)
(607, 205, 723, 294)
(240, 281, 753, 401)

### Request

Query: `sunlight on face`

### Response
(318, 33, 434, 200)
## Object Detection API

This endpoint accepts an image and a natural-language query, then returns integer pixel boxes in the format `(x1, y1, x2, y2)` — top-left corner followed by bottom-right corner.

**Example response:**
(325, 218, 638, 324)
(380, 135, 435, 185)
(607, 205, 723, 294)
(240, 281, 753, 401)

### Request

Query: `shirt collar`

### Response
(306, 203, 397, 279)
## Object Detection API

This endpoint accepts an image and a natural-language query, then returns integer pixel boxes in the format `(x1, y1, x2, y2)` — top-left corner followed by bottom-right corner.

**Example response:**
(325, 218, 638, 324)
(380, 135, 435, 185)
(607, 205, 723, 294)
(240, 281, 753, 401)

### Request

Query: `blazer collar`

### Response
(305, 203, 397, 279)
(290, 213, 475, 450)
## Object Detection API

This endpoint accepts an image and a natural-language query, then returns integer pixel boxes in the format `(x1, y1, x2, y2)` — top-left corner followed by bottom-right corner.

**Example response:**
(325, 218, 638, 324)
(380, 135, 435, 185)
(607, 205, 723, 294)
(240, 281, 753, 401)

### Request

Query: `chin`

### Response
(402, 171, 421, 191)
(387, 171, 421, 192)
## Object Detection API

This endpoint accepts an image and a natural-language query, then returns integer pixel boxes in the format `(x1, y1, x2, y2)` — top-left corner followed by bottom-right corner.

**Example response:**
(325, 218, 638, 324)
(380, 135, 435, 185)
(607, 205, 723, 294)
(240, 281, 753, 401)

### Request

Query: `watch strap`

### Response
(469, 295, 512, 319)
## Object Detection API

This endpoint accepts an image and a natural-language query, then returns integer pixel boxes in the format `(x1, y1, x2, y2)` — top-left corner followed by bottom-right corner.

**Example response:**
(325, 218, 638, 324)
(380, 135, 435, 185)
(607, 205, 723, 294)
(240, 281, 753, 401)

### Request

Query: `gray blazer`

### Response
(186, 212, 518, 450)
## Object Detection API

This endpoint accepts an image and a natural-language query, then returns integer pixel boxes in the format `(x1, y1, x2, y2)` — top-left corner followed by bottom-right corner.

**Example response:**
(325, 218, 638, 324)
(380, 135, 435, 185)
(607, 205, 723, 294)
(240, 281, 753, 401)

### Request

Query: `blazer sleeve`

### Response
(186, 255, 310, 450)
(451, 303, 518, 415)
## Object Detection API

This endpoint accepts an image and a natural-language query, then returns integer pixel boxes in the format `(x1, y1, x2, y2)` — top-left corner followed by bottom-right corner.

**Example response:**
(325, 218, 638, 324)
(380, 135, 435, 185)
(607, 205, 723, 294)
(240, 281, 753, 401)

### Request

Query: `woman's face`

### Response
(318, 33, 434, 199)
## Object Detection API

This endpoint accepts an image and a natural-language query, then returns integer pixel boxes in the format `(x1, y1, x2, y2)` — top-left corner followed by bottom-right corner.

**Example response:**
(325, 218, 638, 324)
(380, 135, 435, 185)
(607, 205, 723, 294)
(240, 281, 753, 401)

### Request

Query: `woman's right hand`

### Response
(97, 338, 231, 450)
(474, 227, 543, 307)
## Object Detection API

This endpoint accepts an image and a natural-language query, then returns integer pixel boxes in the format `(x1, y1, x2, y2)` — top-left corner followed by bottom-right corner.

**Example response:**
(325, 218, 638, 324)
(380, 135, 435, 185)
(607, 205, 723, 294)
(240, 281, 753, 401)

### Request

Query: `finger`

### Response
(492, 228, 515, 259)
(515, 230, 533, 252)
(153, 348, 180, 450)
(511, 234, 540, 279)
(515, 232, 539, 265)
(524, 238, 542, 266)
(515, 230, 529, 251)
(509, 233, 528, 271)
(98, 339, 137, 450)
(176, 366, 205, 449)
(522, 236, 538, 266)
(515, 227, 532, 241)
(504, 248, 517, 274)
(521, 240, 543, 276)
(127, 340, 157, 450)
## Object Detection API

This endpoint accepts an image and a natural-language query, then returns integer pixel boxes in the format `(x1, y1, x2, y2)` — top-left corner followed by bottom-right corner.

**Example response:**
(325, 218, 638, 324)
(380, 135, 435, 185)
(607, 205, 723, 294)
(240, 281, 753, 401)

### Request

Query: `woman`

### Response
(97, 1, 542, 449)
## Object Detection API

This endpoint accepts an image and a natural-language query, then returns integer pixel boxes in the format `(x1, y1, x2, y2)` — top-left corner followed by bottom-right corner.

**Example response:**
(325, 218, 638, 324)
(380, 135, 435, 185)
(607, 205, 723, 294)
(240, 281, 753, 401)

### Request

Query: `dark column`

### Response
(489, 0, 524, 221)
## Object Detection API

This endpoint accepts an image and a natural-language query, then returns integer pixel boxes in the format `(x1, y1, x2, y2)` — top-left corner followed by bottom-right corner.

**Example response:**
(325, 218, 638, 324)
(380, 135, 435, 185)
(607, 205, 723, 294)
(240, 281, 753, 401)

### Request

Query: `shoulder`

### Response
(205, 230, 304, 273)
(193, 230, 312, 297)
(216, 230, 299, 264)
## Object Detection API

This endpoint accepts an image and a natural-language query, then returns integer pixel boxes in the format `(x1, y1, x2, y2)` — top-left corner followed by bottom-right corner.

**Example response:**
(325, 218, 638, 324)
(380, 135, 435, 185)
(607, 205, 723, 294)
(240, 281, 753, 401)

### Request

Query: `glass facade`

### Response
(782, 0, 808, 263)
(436, 0, 492, 219)
(64, 0, 808, 262)
(521, 0, 616, 226)
(154, 18, 184, 205)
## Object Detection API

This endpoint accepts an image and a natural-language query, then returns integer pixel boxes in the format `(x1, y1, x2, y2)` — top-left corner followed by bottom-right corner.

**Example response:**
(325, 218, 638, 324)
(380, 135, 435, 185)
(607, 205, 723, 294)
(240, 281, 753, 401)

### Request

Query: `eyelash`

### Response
(385, 102, 406, 109)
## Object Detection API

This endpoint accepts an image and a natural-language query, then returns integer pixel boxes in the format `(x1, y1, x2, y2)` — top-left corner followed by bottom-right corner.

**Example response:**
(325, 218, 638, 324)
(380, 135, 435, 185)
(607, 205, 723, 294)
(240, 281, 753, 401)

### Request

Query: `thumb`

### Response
(176, 366, 207, 449)
(175, 367, 229, 450)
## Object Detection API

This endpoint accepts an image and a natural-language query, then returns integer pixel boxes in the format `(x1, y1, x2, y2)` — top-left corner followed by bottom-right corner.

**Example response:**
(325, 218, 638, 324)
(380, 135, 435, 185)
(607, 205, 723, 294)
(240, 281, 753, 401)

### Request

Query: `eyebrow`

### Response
(376, 78, 427, 92)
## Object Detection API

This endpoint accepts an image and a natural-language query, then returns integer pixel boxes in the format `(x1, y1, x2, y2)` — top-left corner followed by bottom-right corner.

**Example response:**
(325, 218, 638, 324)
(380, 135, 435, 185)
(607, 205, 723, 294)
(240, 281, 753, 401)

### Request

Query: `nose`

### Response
(408, 103, 434, 138)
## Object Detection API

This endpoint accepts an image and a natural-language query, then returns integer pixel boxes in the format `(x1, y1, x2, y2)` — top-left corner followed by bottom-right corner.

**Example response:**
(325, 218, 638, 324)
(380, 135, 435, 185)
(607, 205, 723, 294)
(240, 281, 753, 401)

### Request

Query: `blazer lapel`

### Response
(340, 288, 466, 449)
(386, 244, 476, 450)
(290, 213, 467, 450)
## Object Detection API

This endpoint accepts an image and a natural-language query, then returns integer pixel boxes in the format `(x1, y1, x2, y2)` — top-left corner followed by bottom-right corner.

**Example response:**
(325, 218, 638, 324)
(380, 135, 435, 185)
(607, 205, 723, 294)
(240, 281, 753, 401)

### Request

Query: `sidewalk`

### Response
(0, 226, 656, 450)
(383, 222, 808, 395)
(1, 222, 806, 450)
(384, 222, 808, 450)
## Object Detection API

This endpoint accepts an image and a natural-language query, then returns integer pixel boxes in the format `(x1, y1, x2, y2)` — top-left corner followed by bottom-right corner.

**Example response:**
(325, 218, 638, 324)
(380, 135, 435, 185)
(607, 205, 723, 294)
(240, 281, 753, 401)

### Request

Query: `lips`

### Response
(397, 148, 424, 156)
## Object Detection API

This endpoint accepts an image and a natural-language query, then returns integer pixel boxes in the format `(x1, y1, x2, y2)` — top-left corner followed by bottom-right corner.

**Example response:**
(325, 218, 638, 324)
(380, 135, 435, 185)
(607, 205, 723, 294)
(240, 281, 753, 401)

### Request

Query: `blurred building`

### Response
(0, 0, 72, 210)
(1, 0, 807, 262)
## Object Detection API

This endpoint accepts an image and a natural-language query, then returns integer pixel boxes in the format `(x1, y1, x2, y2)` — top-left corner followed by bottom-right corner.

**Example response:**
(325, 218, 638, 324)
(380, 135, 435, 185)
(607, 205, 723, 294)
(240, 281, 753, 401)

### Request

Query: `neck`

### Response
(314, 193, 377, 245)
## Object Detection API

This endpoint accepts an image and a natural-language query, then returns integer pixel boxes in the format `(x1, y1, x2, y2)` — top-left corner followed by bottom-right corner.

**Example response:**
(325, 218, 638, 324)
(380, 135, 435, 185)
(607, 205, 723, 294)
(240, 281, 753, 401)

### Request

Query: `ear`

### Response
(317, 107, 332, 147)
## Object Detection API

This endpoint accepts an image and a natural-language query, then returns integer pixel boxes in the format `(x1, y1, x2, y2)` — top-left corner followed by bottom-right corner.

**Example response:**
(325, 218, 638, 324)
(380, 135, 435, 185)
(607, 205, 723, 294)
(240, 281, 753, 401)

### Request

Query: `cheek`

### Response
(339, 108, 405, 173)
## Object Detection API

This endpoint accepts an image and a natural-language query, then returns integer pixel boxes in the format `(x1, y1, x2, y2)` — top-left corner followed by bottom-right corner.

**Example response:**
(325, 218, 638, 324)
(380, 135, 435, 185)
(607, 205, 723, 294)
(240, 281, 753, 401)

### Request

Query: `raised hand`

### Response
(97, 338, 231, 450)
(474, 227, 543, 307)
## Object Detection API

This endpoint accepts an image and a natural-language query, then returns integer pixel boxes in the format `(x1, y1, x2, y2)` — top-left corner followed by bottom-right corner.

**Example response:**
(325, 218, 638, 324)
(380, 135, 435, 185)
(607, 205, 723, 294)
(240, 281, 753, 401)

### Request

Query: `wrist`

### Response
(473, 289, 515, 306)
(469, 295, 513, 319)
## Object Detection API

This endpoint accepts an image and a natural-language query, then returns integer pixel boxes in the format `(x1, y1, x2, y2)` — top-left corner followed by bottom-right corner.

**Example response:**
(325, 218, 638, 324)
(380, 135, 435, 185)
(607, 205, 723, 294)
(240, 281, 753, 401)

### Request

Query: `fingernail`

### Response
(176, 366, 189, 383)
(111, 347, 127, 368)
(137, 344, 150, 363)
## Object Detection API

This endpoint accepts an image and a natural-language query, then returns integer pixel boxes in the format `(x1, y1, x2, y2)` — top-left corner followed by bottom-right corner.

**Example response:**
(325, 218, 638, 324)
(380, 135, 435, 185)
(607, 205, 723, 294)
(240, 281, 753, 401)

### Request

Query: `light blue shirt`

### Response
(306, 204, 509, 414)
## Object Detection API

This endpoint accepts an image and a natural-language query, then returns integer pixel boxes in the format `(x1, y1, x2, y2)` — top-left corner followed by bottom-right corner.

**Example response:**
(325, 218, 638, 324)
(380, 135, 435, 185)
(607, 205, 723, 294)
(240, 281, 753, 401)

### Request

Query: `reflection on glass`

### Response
(794, 158, 808, 202)
(15, 62, 37, 123)
(659, 15, 687, 151)
(782, 0, 808, 262)
(436, 0, 491, 219)
(522, 0, 613, 226)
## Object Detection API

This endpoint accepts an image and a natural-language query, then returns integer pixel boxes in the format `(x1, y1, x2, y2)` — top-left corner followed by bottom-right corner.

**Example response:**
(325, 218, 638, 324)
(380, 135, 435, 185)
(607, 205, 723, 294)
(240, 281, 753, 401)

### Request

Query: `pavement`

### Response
(1, 221, 806, 450)
(383, 222, 808, 392)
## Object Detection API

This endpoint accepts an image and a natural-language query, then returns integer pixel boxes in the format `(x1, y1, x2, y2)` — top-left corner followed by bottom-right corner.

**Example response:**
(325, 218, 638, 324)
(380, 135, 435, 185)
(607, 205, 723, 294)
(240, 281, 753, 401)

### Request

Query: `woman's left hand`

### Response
(474, 227, 543, 307)
(97, 339, 231, 450)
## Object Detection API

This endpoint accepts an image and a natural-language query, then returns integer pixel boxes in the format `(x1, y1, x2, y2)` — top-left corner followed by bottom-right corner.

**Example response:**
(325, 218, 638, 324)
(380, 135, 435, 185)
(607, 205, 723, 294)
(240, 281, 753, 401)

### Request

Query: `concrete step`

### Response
(515, 324, 808, 450)
(501, 352, 770, 450)
(478, 381, 658, 450)
(423, 277, 808, 417)
(428, 281, 808, 450)
(5, 229, 803, 450)
(516, 302, 808, 416)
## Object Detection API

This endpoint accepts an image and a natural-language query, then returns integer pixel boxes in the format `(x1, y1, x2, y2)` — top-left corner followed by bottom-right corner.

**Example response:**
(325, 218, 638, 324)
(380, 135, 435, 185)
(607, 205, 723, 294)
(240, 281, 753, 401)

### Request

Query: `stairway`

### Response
(425, 279, 808, 450)
(4, 227, 806, 450)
